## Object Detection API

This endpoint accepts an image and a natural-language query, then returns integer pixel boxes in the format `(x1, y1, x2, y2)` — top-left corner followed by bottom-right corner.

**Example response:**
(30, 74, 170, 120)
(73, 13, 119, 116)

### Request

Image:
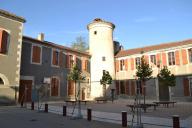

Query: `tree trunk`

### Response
(103, 84, 106, 97)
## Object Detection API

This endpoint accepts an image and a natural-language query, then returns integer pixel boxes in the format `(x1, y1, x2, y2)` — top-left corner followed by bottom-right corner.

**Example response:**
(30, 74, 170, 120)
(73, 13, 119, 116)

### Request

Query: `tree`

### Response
(71, 36, 88, 52)
(100, 70, 112, 97)
(67, 64, 85, 119)
(157, 66, 176, 87)
(136, 56, 153, 105)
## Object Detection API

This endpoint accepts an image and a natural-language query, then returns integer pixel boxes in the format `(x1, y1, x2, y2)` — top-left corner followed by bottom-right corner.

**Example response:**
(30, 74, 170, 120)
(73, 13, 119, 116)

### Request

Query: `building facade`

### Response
(20, 34, 90, 102)
(0, 9, 25, 104)
(115, 39, 192, 101)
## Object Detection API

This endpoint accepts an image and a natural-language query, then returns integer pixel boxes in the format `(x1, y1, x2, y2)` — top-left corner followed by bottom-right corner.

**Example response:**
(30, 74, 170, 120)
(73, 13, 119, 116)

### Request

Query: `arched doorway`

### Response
(0, 77, 4, 85)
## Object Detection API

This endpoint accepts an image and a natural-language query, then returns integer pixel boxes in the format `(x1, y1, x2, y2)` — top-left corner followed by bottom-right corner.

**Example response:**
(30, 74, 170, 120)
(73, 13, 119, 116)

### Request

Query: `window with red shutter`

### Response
(0, 29, 9, 54)
(52, 50, 59, 66)
(32, 45, 41, 64)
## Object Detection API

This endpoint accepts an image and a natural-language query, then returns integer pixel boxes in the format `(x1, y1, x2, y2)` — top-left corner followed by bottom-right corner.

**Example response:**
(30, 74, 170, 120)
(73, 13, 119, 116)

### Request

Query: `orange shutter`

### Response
(116, 81, 119, 95)
(32, 46, 41, 63)
(116, 60, 119, 72)
(131, 81, 135, 96)
(125, 59, 128, 71)
(59, 51, 63, 67)
(175, 50, 180, 65)
(125, 80, 130, 95)
(66, 54, 70, 68)
(144, 55, 149, 64)
(131, 58, 134, 70)
(182, 49, 188, 65)
(68, 81, 75, 96)
(183, 78, 190, 96)
(156, 53, 161, 66)
(161, 53, 167, 66)
(0, 30, 8, 54)
(52, 50, 57, 65)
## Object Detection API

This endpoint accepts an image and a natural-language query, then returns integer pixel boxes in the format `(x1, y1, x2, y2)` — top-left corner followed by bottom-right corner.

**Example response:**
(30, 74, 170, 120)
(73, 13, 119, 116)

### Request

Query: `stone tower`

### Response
(87, 18, 115, 98)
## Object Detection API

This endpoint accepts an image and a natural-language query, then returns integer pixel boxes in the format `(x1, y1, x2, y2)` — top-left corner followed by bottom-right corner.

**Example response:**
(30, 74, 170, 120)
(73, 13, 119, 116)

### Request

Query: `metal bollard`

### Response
(31, 102, 34, 110)
(122, 111, 127, 127)
(87, 108, 92, 121)
(173, 115, 180, 128)
(21, 101, 24, 107)
(63, 105, 66, 116)
(44, 104, 48, 113)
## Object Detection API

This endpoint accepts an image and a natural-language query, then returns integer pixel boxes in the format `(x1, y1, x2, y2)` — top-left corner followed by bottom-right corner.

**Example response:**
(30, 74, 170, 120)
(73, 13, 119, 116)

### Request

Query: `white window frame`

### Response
(167, 51, 175, 66)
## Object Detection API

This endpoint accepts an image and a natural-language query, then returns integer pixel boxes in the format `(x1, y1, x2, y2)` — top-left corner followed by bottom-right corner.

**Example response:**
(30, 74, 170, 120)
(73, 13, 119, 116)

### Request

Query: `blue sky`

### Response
(1, 0, 192, 49)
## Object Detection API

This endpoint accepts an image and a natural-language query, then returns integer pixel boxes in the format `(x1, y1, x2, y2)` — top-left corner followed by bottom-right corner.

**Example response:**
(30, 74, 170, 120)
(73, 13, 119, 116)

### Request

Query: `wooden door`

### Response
(19, 80, 32, 103)
(51, 78, 59, 96)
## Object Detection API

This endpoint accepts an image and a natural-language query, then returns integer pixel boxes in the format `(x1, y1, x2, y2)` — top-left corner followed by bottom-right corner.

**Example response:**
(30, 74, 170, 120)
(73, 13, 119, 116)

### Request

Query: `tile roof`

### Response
(23, 36, 90, 57)
(0, 9, 26, 23)
(115, 39, 192, 58)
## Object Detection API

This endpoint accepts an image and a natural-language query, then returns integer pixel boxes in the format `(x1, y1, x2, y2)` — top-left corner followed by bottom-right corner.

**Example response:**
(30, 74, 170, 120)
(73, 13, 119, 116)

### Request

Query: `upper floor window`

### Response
(94, 31, 97, 35)
(68, 55, 75, 68)
(31, 45, 41, 64)
(150, 55, 156, 65)
(168, 52, 175, 66)
(0, 29, 10, 54)
(135, 57, 141, 67)
(188, 48, 192, 63)
(120, 59, 125, 71)
(52, 50, 59, 66)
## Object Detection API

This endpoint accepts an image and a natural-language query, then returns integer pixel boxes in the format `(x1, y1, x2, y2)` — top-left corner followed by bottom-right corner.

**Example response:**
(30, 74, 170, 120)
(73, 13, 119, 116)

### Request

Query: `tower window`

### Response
(102, 56, 106, 61)
(94, 31, 97, 35)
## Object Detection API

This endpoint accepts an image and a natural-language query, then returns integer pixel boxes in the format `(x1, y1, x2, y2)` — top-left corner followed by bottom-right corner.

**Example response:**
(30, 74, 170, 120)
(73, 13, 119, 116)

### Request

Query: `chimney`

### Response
(37, 33, 44, 41)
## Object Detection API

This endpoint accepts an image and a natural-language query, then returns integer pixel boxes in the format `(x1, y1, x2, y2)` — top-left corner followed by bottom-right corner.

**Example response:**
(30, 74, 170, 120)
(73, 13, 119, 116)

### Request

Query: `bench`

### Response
(153, 101, 176, 108)
(65, 100, 89, 105)
(127, 103, 157, 113)
(95, 99, 107, 103)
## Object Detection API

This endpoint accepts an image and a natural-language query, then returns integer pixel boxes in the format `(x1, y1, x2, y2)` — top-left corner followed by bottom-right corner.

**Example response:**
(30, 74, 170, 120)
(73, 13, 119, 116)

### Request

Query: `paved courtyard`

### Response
(0, 106, 123, 128)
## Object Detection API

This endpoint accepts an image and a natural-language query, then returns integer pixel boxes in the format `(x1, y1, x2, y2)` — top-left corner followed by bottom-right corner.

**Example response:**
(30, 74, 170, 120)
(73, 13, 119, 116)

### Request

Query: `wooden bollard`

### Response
(87, 108, 92, 121)
(63, 105, 66, 116)
(173, 115, 180, 128)
(31, 102, 34, 110)
(122, 111, 127, 127)
(44, 104, 48, 113)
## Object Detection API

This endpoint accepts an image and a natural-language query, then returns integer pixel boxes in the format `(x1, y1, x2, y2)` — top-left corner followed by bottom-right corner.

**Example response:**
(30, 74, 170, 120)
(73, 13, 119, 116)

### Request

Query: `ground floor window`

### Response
(68, 80, 75, 96)
(120, 81, 125, 94)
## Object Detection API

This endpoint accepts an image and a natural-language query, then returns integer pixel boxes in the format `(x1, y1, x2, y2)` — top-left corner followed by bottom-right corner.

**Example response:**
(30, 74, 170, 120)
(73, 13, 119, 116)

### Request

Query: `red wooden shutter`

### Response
(183, 78, 190, 96)
(59, 51, 63, 67)
(116, 81, 119, 95)
(182, 49, 188, 65)
(125, 59, 128, 71)
(32, 46, 41, 63)
(156, 53, 161, 66)
(0, 30, 8, 54)
(131, 58, 134, 70)
(116, 60, 119, 72)
(52, 50, 56, 65)
(161, 53, 167, 66)
(125, 80, 130, 95)
(66, 54, 70, 68)
(175, 50, 180, 65)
